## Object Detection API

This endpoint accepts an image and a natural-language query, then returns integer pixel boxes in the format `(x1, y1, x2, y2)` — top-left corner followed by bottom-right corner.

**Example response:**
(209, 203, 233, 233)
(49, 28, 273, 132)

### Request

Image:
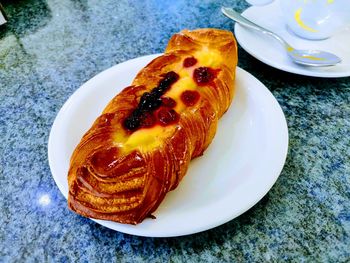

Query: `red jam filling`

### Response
(139, 112, 156, 128)
(183, 57, 197, 68)
(193, 67, 218, 85)
(157, 108, 179, 126)
(123, 71, 179, 131)
(161, 96, 177, 108)
(181, 90, 200, 106)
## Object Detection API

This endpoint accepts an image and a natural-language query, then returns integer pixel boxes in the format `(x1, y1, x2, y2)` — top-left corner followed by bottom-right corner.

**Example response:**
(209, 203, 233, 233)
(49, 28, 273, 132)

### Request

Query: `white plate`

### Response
(234, 0, 350, 78)
(48, 54, 288, 237)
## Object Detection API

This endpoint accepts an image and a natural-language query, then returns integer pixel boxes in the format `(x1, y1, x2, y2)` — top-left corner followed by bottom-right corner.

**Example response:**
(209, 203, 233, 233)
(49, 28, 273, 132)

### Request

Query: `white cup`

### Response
(245, 0, 274, 6)
(246, 0, 350, 40)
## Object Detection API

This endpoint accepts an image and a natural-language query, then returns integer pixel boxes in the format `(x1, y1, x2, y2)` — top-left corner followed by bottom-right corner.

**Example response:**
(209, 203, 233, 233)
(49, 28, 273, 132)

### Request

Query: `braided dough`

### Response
(68, 28, 237, 224)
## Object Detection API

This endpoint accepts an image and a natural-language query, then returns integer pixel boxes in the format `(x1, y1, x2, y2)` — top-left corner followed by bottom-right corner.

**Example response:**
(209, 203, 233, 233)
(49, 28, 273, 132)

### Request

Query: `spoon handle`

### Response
(221, 7, 289, 49)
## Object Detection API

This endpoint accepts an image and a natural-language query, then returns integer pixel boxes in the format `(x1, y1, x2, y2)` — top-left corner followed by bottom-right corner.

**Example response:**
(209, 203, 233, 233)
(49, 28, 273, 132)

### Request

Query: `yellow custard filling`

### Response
(115, 47, 223, 153)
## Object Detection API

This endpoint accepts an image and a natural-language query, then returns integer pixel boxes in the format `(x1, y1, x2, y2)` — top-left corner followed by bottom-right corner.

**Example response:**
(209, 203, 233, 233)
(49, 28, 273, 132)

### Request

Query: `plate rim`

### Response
(234, 4, 350, 78)
(48, 54, 289, 237)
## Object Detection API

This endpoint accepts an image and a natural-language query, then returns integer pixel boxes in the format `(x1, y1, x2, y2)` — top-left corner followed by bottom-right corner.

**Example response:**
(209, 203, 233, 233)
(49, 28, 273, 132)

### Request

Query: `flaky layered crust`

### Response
(68, 28, 237, 224)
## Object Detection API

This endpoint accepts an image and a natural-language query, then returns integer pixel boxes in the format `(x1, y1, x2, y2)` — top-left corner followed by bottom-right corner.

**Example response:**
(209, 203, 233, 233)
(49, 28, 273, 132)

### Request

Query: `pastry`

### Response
(68, 28, 238, 224)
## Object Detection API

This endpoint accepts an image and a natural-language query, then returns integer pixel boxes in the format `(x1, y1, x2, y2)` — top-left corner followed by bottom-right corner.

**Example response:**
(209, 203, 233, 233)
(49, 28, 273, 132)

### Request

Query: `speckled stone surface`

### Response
(0, 0, 349, 262)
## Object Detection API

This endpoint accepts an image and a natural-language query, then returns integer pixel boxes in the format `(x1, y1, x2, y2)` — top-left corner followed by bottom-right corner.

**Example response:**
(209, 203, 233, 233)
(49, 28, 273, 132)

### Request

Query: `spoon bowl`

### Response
(221, 7, 342, 67)
(288, 49, 342, 67)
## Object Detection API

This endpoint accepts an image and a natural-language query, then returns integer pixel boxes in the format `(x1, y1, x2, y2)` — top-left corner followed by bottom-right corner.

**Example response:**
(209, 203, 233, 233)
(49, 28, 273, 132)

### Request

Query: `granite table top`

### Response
(0, 0, 349, 262)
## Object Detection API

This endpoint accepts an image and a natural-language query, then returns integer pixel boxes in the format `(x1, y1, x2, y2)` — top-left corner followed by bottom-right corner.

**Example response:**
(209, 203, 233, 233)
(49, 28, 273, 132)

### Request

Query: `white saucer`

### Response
(234, 1, 350, 78)
(48, 54, 288, 237)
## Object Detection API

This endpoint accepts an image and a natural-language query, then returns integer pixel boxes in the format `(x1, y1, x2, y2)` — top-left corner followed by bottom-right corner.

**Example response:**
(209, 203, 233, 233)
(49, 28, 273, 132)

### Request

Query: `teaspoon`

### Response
(221, 7, 342, 67)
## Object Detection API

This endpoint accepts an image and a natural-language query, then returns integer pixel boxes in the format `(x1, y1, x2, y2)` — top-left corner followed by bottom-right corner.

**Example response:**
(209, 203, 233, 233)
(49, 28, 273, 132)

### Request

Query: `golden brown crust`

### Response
(68, 28, 238, 224)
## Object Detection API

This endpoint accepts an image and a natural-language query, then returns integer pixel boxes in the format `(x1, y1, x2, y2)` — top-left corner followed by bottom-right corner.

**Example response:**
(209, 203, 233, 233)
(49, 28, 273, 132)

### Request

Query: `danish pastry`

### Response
(68, 28, 237, 224)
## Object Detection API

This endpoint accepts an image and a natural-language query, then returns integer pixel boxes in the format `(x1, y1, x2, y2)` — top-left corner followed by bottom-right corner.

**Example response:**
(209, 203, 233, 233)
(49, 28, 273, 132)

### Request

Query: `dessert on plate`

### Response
(67, 28, 238, 224)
